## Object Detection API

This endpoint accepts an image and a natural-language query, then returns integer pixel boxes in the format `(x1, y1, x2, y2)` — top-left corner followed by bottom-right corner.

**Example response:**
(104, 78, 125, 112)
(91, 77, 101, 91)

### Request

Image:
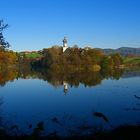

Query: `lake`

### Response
(0, 68, 140, 137)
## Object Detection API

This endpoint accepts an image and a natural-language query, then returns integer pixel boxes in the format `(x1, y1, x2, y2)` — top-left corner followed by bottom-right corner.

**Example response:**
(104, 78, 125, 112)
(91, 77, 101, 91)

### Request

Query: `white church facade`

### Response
(62, 37, 68, 52)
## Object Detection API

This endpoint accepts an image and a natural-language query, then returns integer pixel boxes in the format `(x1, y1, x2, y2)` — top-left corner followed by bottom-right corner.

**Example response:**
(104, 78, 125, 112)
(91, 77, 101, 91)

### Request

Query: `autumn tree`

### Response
(111, 53, 123, 67)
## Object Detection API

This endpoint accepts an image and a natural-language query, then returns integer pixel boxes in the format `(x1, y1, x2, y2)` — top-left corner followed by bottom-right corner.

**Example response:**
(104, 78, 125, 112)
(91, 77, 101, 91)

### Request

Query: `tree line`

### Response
(33, 46, 123, 72)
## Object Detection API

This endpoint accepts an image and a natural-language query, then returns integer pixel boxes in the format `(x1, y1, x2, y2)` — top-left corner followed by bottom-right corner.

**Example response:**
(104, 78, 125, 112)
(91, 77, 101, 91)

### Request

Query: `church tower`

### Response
(63, 37, 68, 52)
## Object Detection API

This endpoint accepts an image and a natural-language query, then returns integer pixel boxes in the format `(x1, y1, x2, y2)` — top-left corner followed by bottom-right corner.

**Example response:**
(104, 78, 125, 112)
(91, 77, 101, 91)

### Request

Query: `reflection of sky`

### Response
(0, 77, 140, 136)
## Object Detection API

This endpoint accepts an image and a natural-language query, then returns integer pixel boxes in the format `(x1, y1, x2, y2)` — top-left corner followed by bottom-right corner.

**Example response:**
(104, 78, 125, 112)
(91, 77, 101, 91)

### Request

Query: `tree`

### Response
(0, 20, 10, 50)
(111, 53, 123, 67)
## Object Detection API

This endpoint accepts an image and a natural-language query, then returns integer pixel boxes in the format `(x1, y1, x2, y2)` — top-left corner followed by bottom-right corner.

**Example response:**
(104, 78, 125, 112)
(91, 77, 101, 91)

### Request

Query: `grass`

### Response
(25, 53, 42, 59)
(123, 57, 140, 64)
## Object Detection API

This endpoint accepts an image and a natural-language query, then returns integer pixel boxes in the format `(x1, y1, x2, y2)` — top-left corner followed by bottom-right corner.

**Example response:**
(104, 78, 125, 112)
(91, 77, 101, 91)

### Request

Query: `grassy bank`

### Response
(124, 57, 140, 65)
(25, 53, 42, 59)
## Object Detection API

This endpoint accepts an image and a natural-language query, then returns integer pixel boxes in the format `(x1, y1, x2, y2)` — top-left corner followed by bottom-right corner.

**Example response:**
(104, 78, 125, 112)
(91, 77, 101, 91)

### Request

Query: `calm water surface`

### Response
(0, 69, 140, 136)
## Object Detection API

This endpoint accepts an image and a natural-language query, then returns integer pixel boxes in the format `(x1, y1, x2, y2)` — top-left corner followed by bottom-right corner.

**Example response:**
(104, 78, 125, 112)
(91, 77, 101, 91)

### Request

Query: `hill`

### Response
(100, 47, 140, 56)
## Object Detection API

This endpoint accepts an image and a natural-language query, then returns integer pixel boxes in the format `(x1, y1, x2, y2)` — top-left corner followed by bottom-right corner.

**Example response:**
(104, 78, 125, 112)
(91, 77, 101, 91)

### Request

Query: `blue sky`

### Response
(0, 0, 140, 51)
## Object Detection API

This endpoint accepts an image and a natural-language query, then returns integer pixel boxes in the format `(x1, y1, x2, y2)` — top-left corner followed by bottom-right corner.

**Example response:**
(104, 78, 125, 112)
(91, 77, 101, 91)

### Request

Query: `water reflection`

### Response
(0, 66, 125, 90)
(0, 67, 140, 137)
(1, 66, 140, 95)
(63, 81, 68, 94)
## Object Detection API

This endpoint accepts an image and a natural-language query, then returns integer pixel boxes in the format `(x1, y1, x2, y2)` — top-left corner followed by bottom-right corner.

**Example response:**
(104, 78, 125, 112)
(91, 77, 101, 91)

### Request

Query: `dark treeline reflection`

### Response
(0, 64, 125, 88)
(40, 68, 124, 88)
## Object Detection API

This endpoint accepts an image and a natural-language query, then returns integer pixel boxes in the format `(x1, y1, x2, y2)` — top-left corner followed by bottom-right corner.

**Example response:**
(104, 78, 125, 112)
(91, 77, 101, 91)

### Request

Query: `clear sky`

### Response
(0, 0, 140, 51)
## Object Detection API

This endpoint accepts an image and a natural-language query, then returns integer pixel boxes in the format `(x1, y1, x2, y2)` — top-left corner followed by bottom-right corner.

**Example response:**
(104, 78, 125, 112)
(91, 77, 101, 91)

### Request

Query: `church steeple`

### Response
(63, 37, 68, 52)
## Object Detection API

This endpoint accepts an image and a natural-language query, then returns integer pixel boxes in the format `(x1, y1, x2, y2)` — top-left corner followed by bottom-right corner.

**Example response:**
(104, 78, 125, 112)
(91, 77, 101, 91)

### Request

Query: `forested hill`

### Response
(98, 47, 140, 56)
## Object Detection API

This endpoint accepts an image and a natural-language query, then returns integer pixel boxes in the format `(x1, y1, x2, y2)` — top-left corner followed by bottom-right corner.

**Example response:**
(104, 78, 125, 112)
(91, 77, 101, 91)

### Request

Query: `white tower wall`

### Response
(63, 37, 68, 52)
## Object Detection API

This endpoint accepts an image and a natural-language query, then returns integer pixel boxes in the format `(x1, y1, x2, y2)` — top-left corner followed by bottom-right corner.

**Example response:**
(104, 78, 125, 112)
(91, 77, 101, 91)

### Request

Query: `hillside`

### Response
(101, 47, 140, 56)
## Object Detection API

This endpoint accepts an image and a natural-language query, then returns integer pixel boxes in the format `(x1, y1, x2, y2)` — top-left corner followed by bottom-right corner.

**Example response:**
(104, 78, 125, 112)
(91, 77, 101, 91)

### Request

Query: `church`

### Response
(62, 37, 68, 52)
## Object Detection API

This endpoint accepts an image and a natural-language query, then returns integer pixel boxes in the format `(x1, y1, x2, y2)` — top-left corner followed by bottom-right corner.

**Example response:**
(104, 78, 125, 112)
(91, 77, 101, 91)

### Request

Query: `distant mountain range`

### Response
(97, 47, 140, 56)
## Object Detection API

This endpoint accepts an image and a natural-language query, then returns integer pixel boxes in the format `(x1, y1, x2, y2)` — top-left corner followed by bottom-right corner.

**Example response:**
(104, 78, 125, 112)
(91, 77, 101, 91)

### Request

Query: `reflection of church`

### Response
(63, 81, 68, 94)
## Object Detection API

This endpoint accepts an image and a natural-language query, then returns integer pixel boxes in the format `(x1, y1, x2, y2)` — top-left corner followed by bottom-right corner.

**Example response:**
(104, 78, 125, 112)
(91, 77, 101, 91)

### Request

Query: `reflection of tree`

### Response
(35, 68, 124, 90)
(101, 68, 123, 80)
(0, 65, 124, 88)
(0, 68, 18, 87)
(40, 70, 103, 88)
